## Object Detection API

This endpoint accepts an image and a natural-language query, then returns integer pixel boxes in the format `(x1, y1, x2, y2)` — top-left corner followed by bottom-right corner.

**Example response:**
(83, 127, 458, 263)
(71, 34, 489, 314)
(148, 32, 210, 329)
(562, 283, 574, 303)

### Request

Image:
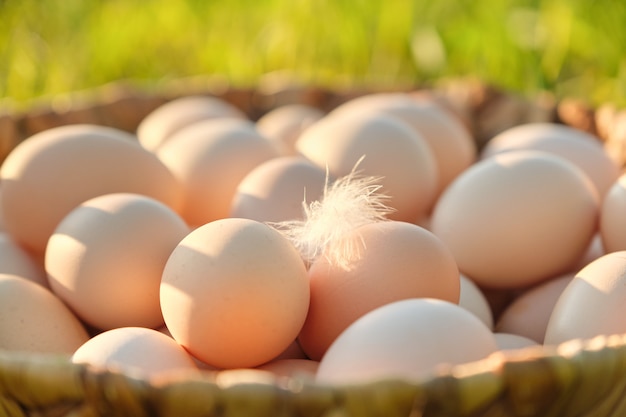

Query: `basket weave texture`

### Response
(2, 77, 626, 166)
(1, 78, 626, 417)
(3, 335, 626, 417)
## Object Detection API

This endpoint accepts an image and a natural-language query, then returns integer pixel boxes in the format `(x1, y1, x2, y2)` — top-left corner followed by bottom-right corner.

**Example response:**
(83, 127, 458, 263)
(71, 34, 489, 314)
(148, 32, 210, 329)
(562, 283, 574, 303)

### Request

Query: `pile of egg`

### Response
(1, 90, 625, 386)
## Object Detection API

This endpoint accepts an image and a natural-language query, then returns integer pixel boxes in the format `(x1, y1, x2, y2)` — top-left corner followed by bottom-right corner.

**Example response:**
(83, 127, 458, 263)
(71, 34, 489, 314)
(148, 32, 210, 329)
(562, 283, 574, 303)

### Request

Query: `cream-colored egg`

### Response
(295, 112, 438, 223)
(573, 233, 606, 272)
(156, 118, 280, 227)
(137, 95, 247, 152)
(46, 193, 190, 330)
(72, 327, 199, 378)
(545, 251, 626, 346)
(256, 359, 319, 379)
(160, 218, 310, 369)
(330, 92, 476, 199)
(316, 298, 498, 384)
(0, 233, 47, 287)
(0, 274, 89, 353)
(459, 274, 494, 329)
(431, 150, 599, 289)
(493, 333, 540, 351)
(0, 124, 182, 255)
(496, 273, 574, 343)
(256, 104, 325, 155)
(298, 220, 460, 361)
(410, 89, 473, 134)
(230, 156, 327, 223)
(482, 123, 619, 199)
(600, 173, 626, 252)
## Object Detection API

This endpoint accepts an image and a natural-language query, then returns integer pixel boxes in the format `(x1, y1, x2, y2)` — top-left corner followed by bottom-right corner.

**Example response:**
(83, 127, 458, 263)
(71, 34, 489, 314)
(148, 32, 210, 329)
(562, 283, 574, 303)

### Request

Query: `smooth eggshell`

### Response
(72, 327, 199, 378)
(256, 359, 319, 379)
(459, 274, 494, 329)
(256, 104, 325, 155)
(137, 95, 247, 151)
(0, 233, 47, 288)
(545, 251, 626, 346)
(316, 298, 498, 384)
(482, 123, 620, 199)
(431, 150, 599, 289)
(0, 274, 89, 354)
(600, 173, 626, 252)
(493, 333, 540, 351)
(410, 89, 473, 134)
(573, 233, 606, 272)
(46, 193, 190, 330)
(156, 118, 280, 226)
(0, 124, 182, 254)
(298, 220, 460, 361)
(230, 156, 327, 223)
(495, 273, 574, 343)
(160, 218, 310, 369)
(295, 112, 438, 223)
(330, 92, 476, 199)
(156, 325, 219, 371)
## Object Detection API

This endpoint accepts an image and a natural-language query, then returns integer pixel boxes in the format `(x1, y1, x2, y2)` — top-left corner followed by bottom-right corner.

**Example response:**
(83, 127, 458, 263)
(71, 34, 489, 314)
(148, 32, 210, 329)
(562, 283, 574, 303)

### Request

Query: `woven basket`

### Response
(1, 77, 626, 417)
(4, 335, 626, 417)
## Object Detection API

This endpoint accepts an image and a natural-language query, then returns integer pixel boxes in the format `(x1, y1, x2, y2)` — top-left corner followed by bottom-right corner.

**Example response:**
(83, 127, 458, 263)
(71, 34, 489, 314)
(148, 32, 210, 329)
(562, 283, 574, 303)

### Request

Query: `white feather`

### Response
(271, 159, 394, 269)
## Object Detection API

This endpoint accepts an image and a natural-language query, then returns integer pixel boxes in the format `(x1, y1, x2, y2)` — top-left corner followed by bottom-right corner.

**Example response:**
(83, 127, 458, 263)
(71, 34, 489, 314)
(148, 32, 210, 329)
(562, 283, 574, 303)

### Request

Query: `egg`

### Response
(481, 122, 620, 199)
(495, 273, 574, 343)
(0, 232, 47, 287)
(230, 156, 328, 223)
(431, 150, 599, 289)
(316, 298, 498, 384)
(295, 112, 438, 223)
(255, 359, 319, 379)
(297, 220, 460, 361)
(600, 172, 626, 252)
(572, 232, 606, 272)
(410, 89, 473, 134)
(0, 124, 182, 255)
(160, 218, 310, 369)
(72, 327, 199, 378)
(0, 273, 89, 354)
(329, 92, 476, 199)
(459, 274, 494, 329)
(156, 118, 280, 227)
(256, 104, 325, 155)
(156, 325, 220, 371)
(45, 193, 190, 330)
(493, 333, 541, 351)
(137, 95, 247, 152)
(545, 251, 626, 346)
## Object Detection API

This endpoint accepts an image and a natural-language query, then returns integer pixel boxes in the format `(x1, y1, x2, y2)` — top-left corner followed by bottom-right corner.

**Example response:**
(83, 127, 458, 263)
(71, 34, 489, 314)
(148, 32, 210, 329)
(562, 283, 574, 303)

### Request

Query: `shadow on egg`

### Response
(45, 194, 190, 331)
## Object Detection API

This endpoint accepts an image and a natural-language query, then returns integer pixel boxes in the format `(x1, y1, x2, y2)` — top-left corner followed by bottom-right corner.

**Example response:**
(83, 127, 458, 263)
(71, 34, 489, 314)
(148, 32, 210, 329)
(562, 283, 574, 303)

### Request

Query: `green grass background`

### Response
(1, 0, 624, 106)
